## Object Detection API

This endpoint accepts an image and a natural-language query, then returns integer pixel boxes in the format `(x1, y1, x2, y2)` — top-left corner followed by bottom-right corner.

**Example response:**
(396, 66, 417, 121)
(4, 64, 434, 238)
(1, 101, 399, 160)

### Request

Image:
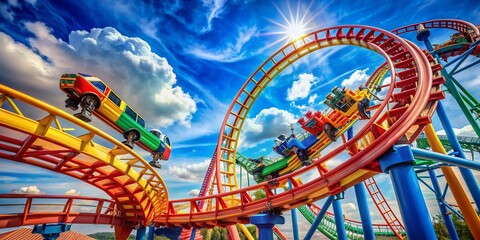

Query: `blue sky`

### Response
(0, 0, 479, 237)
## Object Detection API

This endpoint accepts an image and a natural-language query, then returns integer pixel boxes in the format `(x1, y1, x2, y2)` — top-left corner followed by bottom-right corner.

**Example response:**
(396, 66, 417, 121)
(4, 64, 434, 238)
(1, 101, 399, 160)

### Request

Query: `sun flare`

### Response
(286, 21, 306, 41)
(264, 1, 320, 47)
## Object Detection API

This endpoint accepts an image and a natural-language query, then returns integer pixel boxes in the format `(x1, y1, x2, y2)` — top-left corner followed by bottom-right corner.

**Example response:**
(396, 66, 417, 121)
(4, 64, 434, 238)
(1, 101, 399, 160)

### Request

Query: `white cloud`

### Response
(239, 107, 297, 148)
(0, 0, 36, 23)
(201, 0, 227, 33)
(341, 68, 370, 89)
(287, 73, 318, 101)
(11, 185, 43, 194)
(436, 125, 476, 137)
(308, 94, 318, 105)
(188, 189, 200, 196)
(0, 22, 196, 127)
(0, 176, 18, 181)
(186, 25, 258, 62)
(342, 202, 357, 211)
(65, 189, 80, 195)
(167, 159, 210, 182)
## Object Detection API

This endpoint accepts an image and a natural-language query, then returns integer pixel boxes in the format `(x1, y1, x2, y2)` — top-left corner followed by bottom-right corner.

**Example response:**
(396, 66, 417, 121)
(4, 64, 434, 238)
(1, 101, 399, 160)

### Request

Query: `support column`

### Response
(354, 184, 375, 240)
(190, 229, 197, 240)
(333, 194, 347, 240)
(115, 226, 133, 240)
(378, 145, 436, 239)
(147, 226, 155, 240)
(349, 128, 375, 240)
(418, 123, 480, 238)
(304, 196, 334, 240)
(250, 213, 285, 240)
(288, 181, 300, 240)
(436, 101, 480, 211)
(32, 223, 71, 240)
(136, 226, 146, 240)
(428, 169, 459, 240)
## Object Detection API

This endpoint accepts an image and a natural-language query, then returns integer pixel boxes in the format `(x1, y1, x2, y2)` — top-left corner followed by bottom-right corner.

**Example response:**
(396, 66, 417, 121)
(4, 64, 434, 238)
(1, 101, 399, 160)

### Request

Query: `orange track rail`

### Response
(0, 194, 122, 228)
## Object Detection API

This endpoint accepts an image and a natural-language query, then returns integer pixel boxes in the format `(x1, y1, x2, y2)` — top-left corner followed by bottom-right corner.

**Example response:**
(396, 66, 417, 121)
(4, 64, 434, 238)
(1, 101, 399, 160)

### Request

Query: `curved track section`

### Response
(0, 85, 168, 228)
(158, 24, 444, 227)
(237, 151, 404, 239)
(0, 194, 122, 228)
(391, 19, 480, 39)
(417, 134, 480, 153)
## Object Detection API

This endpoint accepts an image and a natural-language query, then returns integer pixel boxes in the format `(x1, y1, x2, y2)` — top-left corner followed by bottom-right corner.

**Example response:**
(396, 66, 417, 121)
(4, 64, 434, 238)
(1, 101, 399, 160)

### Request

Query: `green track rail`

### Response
(236, 152, 402, 239)
(416, 135, 480, 153)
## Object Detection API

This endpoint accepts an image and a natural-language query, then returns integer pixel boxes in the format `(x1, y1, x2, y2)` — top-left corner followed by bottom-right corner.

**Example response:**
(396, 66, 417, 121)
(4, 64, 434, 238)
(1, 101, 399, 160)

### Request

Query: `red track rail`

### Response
(0, 194, 122, 228)
(391, 19, 479, 39)
(155, 24, 443, 227)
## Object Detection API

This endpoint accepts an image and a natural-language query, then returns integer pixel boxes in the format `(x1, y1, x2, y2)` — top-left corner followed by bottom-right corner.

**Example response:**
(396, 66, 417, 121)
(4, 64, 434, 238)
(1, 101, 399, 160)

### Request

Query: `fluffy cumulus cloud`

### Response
(11, 185, 43, 194)
(287, 73, 318, 101)
(167, 159, 210, 182)
(65, 189, 80, 195)
(188, 189, 200, 196)
(341, 68, 370, 89)
(0, 22, 196, 127)
(436, 125, 476, 137)
(239, 107, 297, 148)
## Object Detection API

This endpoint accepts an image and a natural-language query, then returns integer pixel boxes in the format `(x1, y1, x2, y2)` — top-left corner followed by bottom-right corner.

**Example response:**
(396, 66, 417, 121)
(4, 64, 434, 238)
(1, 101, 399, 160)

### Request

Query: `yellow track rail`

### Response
(0, 84, 168, 228)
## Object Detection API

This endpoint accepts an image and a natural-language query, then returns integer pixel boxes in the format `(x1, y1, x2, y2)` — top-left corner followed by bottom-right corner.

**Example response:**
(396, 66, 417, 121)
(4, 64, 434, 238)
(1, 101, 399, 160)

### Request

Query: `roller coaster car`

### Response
(433, 28, 480, 61)
(59, 73, 171, 165)
(297, 110, 337, 141)
(324, 86, 370, 119)
(273, 134, 309, 165)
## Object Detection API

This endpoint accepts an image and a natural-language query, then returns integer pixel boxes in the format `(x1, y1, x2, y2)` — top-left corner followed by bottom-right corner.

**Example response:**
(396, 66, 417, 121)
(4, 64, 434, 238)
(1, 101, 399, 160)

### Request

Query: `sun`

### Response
(264, 1, 320, 47)
(286, 21, 307, 41)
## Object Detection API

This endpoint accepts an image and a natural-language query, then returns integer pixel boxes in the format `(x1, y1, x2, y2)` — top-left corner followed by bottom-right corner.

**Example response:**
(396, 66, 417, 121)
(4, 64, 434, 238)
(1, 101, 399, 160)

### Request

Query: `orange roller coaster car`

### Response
(59, 73, 170, 168)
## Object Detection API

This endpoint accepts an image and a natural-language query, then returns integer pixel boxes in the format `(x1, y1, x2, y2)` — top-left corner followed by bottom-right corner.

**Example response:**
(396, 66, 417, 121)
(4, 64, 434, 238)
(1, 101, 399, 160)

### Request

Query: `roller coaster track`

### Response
(4, 20, 477, 240)
(158, 23, 445, 228)
(236, 152, 403, 239)
(393, 19, 480, 138)
(417, 134, 480, 153)
(0, 194, 122, 227)
(299, 203, 405, 239)
(391, 19, 479, 39)
(0, 85, 168, 230)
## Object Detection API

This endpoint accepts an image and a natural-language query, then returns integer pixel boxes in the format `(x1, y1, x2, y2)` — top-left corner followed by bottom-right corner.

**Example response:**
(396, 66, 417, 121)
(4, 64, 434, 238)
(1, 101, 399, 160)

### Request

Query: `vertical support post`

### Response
(304, 196, 334, 240)
(250, 213, 285, 240)
(333, 194, 347, 240)
(378, 145, 437, 239)
(136, 226, 146, 240)
(436, 101, 480, 211)
(190, 229, 197, 240)
(428, 169, 459, 240)
(354, 185, 374, 239)
(147, 226, 155, 240)
(422, 123, 480, 238)
(288, 180, 300, 240)
(349, 128, 375, 240)
(226, 225, 240, 240)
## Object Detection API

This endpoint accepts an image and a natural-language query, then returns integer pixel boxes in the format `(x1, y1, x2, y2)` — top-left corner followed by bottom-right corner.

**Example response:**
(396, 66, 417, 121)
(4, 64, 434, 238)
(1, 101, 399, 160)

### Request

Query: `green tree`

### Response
(237, 225, 257, 240)
(201, 226, 228, 240)
(252, 190, 266, 200)
(432, 213, 474, 239)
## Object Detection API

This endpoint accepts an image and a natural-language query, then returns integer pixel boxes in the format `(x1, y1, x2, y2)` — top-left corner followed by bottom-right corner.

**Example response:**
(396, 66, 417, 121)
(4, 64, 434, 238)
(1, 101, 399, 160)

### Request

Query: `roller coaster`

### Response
(1, 19, 480, 240)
